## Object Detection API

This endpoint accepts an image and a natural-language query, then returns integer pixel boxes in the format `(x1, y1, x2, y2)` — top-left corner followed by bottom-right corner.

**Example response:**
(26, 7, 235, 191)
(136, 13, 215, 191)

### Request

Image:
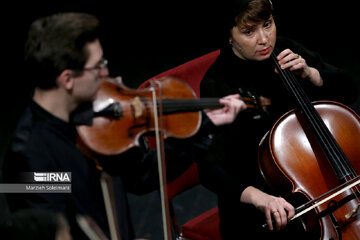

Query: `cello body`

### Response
(258, 101, 360, 239)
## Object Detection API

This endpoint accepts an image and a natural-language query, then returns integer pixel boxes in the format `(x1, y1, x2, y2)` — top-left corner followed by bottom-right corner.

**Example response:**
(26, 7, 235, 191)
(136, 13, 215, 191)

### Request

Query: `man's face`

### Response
(72, 39, 108, 103)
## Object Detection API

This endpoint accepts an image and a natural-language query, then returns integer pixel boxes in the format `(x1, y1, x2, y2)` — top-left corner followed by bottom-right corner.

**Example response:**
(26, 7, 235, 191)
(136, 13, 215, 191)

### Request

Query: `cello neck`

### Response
(271, 48, 356, 181)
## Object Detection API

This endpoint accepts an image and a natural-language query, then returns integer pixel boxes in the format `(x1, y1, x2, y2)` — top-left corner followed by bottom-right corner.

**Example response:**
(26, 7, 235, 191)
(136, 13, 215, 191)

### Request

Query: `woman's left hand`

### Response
(276, 48, 323, 86)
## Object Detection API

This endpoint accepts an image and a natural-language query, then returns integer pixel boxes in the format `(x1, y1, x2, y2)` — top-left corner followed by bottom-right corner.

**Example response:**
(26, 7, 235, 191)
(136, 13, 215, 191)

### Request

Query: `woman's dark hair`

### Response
(234, 0, 273, 28)
(223, 0, 274, 38)
(24, 12, 101, 89)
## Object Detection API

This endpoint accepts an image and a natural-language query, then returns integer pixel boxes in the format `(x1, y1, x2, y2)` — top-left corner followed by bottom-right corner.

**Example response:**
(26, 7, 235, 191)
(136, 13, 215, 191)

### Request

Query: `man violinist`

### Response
(1, 12, 246, 239)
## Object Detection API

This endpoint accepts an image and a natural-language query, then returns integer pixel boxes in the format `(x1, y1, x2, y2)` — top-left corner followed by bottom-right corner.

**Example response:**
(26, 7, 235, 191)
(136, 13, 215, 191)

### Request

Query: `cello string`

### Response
(271, 49, 354, 178)
(271, 49, 331, 152)
(262, 177, 360, 229)
(291, 178, 360, 222)
(272, 48, 360, 198)
(295, 176, 360, 213)
(273, 49, 360, 196)
(272, 49, 335, 159)
(278, 53, 357, 178)
(284, 55, 356, 176)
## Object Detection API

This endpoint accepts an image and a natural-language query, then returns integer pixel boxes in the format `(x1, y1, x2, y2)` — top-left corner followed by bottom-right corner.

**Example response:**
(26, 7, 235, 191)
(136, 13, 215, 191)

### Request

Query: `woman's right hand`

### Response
(240, 186, 295, 231)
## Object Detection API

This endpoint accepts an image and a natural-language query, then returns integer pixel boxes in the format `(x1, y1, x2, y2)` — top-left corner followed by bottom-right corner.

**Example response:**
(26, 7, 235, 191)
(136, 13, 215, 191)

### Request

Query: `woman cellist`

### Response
(198, 0, 358, 239)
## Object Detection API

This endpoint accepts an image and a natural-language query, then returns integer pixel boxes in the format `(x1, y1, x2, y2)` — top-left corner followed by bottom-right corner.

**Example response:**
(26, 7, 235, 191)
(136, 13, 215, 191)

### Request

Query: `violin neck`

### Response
(161, 98, 223, 115)
(271, 48, 355, 181)
(95, 96, 264, 119)
(160, 96, 268, 115)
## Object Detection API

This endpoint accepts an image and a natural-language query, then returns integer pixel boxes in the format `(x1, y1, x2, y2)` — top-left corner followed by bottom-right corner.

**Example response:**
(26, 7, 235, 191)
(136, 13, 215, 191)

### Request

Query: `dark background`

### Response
(0, 0, 359, 239)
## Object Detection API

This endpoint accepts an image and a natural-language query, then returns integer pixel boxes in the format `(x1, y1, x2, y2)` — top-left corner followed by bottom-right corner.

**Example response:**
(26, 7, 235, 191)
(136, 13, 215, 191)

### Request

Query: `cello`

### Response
(258, 48, 360, 239)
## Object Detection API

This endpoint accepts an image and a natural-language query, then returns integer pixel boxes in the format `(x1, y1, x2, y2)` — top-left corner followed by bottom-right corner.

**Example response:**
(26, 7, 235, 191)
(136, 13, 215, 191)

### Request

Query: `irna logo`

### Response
(33, 172, 71, 182)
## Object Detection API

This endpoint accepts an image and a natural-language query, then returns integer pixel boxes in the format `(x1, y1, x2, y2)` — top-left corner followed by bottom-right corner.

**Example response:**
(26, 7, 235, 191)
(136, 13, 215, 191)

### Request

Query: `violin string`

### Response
(143, 97, 261, 113)
(271, 49, 355, 179)
(156, 99, 223, 113)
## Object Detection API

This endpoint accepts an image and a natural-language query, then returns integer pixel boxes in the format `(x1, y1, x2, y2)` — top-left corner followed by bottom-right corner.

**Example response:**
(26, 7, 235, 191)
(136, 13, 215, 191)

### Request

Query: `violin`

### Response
(258, 48, 360, 239)
(77, 76, 269, 156)
(76, 76, 271, 240)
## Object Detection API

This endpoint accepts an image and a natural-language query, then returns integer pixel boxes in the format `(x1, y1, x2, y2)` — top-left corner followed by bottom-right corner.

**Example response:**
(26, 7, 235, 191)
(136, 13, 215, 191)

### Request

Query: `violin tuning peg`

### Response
(115, 76, 123, 84)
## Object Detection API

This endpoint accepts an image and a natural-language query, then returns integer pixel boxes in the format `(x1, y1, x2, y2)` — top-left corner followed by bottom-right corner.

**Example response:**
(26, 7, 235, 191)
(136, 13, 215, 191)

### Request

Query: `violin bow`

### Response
(150, 80, 174, 240)
(100, 171, 122, 240)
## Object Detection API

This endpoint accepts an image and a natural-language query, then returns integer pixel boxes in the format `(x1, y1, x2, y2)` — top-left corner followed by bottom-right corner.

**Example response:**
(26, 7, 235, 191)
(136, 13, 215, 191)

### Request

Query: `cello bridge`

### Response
(131, 96, 144, 118)
(345, 203, 360, 220)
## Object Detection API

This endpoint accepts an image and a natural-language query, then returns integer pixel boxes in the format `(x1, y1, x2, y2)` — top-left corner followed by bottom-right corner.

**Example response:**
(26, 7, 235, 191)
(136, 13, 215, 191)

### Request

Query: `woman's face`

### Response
(229, 16, 276, 61)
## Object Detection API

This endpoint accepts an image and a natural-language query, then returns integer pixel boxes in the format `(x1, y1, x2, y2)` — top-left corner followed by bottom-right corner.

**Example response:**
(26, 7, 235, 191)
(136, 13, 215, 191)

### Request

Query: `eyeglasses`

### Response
(82, 58, 108, 71)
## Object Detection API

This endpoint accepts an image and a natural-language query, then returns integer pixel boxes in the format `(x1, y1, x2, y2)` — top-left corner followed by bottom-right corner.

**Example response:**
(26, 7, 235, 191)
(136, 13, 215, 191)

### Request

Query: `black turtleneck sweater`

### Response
(198, 36, 358, 239)
(2, 100, 216, 239)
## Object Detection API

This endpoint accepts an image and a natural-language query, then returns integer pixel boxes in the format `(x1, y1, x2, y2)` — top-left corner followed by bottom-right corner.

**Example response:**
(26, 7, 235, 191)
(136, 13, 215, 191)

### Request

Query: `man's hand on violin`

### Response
(276, 48, 323, 87)
(204, 94, 246, 126)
